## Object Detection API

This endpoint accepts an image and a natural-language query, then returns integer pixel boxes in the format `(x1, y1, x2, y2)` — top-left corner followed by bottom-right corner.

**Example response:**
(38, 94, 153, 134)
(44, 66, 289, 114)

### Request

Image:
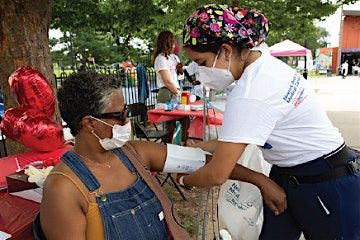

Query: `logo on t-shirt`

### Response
(282, 73, 307, 107)
(293, 87, 307, 108)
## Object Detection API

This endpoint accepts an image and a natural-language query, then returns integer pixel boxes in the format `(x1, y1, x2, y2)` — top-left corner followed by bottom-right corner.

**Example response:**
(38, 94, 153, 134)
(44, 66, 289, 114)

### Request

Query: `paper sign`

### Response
(0, 231, 12, 240)
(10, 188, 43, 203)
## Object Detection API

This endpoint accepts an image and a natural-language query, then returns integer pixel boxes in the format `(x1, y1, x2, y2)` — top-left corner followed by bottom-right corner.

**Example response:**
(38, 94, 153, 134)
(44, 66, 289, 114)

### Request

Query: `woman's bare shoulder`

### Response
(42, 161, 84, 206)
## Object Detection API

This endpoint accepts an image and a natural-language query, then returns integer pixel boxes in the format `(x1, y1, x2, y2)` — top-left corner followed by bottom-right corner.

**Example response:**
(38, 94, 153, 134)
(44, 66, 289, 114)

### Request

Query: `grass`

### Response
(53, 69, 75, 77)
(161, 177, 197, 236)
(53, 68, 116, 77)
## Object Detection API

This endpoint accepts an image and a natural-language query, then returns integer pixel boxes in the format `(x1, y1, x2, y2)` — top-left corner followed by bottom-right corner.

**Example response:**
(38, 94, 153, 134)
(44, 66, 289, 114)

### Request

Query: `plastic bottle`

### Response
(181, 92, 189, 104)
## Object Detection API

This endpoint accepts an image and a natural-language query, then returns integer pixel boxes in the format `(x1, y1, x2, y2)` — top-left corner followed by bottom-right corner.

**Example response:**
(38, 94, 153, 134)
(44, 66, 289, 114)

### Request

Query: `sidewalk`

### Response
(308, 75, 360, 148)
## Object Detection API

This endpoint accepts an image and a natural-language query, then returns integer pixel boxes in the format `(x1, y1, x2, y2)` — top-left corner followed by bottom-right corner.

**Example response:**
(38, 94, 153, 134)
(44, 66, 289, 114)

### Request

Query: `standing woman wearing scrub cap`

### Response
(178, 4, 360, 240)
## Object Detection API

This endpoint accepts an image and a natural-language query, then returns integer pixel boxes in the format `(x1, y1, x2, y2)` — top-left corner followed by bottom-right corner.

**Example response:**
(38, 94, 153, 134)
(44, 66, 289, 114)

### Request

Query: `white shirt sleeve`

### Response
(218, 98, 284, 146)
(186, 62, 198, 76)
(154, 55, 169, 72)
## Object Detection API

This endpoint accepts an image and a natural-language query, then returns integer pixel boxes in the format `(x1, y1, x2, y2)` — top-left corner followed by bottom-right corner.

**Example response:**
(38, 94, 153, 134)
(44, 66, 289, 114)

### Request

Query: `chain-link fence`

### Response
(54, 66, 192, 109)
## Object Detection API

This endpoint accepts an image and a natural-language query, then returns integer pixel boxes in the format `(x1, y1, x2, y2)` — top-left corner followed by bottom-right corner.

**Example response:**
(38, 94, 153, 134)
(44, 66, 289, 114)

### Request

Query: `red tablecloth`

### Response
(0, 144, 72, 188)
(147, 106, 223, 138)
(0, 145, 73, 240)
(0, 190, 39, 240)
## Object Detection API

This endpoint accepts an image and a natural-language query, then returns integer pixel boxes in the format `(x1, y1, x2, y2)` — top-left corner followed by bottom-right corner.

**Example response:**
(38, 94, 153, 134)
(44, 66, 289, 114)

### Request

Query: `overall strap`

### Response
(61, 151, 101, 192)
(112, 148, 136, 173)
(121, 142, 191, 240)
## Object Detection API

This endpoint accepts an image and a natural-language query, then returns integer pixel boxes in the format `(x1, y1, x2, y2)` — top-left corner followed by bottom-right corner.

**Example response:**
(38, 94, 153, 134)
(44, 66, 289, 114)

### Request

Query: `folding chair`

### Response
(0, 116, 7, 157)
(33, 213, 47, 240)
(127, 103, 168, 143)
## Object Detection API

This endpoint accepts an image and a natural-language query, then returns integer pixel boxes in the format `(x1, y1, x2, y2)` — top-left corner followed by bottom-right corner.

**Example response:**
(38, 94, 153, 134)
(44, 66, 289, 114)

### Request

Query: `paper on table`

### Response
(163, 144, 207, 173)
(0, 231, 12, 240)
(10, 187, 43, 203)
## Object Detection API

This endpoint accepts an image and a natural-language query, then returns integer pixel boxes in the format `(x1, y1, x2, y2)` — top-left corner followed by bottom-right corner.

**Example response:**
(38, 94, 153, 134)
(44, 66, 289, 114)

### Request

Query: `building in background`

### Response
(337, 8, 360, 75)
(315, 8, 360, 75)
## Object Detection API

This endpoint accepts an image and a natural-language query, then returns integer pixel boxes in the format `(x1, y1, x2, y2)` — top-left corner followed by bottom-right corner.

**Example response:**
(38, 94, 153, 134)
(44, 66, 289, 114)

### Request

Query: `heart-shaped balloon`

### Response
(8, 66, 56, 117)
(0, 107, 26, 140)
(0, 66, 65, 153)
(16, 109, 65, 152)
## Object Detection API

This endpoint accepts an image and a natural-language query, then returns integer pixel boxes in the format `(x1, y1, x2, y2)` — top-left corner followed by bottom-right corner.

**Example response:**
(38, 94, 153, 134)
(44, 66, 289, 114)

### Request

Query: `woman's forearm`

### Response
(191, 139, 218, 153)
(183, 142, 247, 187)
(163, 81, 179, 94)
(159, 70, 179, 94)
(183, 161, 266, 188)
(228, 163, 267, 187)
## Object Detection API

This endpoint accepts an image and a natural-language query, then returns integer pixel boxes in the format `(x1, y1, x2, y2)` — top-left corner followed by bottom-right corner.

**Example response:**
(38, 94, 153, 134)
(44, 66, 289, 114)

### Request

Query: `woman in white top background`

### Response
(153, 31, 190, 145)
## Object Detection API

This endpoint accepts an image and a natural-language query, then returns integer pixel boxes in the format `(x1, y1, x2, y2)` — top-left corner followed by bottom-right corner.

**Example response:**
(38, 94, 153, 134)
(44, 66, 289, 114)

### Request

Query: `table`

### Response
(0, 145, 72, 239)
(0, 144, 72, 188)
(0, 190, 39, 240)
(147, 105, 223, 139)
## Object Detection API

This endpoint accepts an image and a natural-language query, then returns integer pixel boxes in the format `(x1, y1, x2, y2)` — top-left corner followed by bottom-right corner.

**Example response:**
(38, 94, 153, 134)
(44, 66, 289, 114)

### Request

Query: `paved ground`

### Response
(308, 75, 360, 148)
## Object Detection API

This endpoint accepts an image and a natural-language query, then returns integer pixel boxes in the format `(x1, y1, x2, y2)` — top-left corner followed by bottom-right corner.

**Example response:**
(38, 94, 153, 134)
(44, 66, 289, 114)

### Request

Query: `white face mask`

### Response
(91, 117, 132, 150)
(197, 52, 235, 91)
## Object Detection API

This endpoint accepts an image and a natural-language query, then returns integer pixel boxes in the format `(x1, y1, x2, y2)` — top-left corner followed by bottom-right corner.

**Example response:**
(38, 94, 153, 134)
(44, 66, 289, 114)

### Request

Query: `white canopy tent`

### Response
(269, 40, 313, 78)
(269, 39, 311, 57)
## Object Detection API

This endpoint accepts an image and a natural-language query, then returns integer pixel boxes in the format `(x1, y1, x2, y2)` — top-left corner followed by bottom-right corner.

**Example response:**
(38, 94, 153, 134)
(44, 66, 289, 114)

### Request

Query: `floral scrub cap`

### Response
(183, 4, 271, 49)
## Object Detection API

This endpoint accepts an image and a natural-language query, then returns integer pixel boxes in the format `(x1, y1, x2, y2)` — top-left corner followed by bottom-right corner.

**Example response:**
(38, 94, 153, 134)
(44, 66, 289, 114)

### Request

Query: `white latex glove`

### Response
(25, 165, 54, 188)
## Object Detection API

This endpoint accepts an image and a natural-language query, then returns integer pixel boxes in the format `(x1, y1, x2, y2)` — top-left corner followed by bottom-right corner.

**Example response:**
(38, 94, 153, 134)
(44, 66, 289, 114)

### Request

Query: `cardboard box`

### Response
(6, 170, 37, 193)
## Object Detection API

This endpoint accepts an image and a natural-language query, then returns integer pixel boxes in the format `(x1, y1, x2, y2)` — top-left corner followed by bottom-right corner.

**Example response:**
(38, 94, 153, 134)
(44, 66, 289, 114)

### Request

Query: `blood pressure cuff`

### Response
(163, 144, 207, 173)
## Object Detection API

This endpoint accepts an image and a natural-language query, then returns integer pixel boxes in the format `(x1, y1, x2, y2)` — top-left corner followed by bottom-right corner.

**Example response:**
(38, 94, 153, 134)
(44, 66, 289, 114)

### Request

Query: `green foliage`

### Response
(52, 0, 102, 31)
(52, 0, 358, 66)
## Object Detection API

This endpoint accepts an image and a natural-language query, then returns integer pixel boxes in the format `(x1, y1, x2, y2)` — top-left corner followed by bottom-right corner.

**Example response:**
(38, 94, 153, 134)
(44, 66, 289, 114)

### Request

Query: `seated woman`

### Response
(40, 71, 285, 240)
(40, 72, 191, 240)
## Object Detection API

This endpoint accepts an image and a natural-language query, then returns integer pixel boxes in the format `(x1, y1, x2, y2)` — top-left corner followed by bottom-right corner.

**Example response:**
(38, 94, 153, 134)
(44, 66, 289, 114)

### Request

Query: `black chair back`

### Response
(127, 102, 148, 125)
(0, 116, 7, 157)
(33, 213, 47, 240)
(133, 122, 150, 140)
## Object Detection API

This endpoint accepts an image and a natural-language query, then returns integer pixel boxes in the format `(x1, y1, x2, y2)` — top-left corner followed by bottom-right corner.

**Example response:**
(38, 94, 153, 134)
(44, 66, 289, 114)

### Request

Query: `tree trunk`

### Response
(0, 0, 54, 155)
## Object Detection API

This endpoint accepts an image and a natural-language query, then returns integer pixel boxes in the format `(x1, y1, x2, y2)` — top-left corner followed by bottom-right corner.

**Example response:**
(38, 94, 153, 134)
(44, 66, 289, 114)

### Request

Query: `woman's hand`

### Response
(176, 173, 186, 184)
(176, 173, 193, 190)
(189, 139, 218, 154)
(258, 176, 287, 215)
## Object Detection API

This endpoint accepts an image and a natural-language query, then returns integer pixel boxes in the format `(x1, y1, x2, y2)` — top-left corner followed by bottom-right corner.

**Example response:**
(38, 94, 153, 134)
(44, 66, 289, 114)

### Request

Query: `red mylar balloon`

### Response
(0, 107, 26, 140)
(43, 157, 61, 167)
(16, 109, 65, 152)
(0, 107, 65, 152)
(8, 66, 56, 117)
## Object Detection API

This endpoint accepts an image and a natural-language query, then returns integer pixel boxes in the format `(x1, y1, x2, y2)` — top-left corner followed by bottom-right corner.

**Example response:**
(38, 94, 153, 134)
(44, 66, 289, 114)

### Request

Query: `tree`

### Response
(0, 0, 54, 154)
(51, 0, 357, 67)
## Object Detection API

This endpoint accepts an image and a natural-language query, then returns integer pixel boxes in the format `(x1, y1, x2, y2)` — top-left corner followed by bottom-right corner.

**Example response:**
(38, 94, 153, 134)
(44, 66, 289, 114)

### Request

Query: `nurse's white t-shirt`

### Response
(218, 47, 343, 167)
(154, 53, 180, 89)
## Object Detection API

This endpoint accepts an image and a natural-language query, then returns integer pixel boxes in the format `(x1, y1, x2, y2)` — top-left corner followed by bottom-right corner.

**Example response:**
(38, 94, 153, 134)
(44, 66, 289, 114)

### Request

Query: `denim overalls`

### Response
(61, 148, 168, 240)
